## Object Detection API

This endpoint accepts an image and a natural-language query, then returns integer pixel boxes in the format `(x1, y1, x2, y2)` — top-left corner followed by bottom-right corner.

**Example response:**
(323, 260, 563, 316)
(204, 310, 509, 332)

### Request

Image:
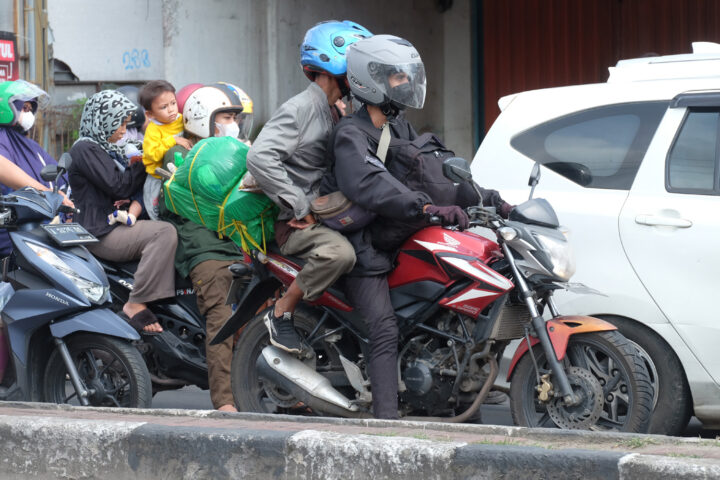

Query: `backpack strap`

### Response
(376, 123, 391, 164)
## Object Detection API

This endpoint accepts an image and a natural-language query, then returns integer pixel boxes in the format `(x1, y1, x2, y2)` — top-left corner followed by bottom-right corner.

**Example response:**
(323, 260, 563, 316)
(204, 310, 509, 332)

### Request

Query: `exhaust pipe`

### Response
(256, 346, 369, 418)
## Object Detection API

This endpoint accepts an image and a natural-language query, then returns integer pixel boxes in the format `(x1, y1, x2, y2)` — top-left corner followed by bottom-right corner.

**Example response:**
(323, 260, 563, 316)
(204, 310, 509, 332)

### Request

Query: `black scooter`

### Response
(100, 262, 211, 393)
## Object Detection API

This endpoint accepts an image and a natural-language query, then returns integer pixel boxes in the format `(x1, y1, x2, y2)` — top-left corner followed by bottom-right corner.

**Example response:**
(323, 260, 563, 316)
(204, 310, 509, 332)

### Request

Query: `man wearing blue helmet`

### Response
(246, 20, 372, 354)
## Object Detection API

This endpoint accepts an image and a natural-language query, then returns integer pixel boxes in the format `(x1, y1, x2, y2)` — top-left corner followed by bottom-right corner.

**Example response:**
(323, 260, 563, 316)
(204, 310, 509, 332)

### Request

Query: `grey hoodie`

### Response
(246, 82, 335, 221)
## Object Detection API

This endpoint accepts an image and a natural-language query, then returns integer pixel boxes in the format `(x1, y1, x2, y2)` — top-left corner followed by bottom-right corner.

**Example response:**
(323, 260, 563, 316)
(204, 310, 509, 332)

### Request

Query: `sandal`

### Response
(125, 309, 162, 334)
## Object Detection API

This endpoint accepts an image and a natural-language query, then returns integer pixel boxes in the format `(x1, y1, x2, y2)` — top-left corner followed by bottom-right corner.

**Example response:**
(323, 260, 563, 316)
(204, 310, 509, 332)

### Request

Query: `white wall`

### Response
(48, 0, 165, 81)
(45, 0, 474, 157)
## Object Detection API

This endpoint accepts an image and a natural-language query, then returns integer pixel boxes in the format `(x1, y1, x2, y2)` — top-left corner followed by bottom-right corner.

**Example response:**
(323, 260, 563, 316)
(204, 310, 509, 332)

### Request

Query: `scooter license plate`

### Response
(41, 223, 99, 246)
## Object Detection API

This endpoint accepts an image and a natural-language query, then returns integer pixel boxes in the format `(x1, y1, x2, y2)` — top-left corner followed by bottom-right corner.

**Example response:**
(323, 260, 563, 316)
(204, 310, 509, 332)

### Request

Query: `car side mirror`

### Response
(442, 157, 473, 183)
(40, 165, 59, 183)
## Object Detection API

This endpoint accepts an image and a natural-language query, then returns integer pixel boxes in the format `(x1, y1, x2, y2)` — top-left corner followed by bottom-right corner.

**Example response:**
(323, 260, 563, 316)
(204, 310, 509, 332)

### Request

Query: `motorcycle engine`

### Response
(399, 337, 455, 414)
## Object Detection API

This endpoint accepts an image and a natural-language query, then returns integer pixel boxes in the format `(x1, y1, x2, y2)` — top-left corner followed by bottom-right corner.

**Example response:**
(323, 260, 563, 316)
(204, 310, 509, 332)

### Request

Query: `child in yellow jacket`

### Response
(139, 80, 193, 219)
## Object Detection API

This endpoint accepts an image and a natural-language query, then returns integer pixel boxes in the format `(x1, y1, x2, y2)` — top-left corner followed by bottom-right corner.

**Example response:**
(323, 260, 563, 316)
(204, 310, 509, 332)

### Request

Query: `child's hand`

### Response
(114, 199, 131, 209)
(107, 210, 137, 226)
(176, 137, 193, 150)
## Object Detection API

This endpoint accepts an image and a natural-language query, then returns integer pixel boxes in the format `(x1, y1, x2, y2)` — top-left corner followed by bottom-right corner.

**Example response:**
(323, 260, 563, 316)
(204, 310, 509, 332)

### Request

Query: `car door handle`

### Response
(635, 215, 692, 228)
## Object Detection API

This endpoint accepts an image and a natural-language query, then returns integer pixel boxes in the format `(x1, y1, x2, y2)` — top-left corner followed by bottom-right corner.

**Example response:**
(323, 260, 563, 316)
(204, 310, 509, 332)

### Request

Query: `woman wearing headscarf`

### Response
(0, 80, 73, 258)
(68, 90, 177, 333)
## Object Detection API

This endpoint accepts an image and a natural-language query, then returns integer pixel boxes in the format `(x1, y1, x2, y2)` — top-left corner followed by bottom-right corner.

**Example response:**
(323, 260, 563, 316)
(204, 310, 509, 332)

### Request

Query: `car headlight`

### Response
(532, 231, 576, 281)
(25, 242, 107, 303)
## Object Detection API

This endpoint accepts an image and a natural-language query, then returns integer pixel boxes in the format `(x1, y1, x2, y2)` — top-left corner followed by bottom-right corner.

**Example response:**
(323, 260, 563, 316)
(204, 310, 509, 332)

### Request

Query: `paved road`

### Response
(153, 386, 720, 438)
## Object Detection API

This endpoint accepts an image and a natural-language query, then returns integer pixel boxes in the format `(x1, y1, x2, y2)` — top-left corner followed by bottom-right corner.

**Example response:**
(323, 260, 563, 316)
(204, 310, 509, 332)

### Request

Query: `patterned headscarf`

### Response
(76, 90, 136, 154)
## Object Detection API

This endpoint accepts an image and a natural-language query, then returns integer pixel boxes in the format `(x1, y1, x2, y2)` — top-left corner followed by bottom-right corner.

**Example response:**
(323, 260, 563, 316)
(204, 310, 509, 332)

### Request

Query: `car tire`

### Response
(600, 315, 692, 436)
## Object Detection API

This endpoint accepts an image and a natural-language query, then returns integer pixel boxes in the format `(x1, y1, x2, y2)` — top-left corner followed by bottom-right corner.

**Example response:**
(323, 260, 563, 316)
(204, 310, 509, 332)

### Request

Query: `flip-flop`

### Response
(125, 309, 162, 335)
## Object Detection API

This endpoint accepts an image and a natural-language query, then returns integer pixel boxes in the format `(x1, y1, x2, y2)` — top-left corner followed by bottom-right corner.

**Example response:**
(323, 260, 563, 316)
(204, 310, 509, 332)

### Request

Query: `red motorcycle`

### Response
(213, 159, 653, 431)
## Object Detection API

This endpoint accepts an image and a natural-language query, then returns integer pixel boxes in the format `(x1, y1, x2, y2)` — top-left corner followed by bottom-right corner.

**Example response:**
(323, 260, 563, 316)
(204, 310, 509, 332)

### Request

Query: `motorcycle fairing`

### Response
(389, 226, 503, 289)
(506, 315, 618, 381)
(438, 280, 507, 317)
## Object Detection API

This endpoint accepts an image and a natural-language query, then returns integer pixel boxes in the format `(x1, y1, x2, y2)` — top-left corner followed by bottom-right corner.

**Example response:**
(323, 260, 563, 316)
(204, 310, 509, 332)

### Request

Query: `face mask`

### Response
(389, 83, 415, 109)
(18, 111, 35, 131)
(215, 121, 240, 138)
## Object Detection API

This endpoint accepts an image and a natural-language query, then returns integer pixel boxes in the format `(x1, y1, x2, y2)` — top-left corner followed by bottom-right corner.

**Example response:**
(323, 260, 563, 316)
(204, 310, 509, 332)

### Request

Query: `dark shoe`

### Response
(264, 310, 303, 354)
(483, 389, 509, 405)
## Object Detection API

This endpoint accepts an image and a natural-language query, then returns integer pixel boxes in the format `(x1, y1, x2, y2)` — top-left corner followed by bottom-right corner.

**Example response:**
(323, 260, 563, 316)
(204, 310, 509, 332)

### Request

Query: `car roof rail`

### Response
(608, 42, 720, 84)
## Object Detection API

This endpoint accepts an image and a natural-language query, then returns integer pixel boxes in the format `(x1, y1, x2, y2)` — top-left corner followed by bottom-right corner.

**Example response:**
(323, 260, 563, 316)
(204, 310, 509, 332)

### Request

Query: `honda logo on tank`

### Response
(0, 35, 18, 82)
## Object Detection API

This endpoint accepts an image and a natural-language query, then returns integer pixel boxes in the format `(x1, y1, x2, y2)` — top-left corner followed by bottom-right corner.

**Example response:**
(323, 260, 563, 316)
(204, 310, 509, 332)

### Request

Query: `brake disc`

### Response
(546, 366, 604, 430)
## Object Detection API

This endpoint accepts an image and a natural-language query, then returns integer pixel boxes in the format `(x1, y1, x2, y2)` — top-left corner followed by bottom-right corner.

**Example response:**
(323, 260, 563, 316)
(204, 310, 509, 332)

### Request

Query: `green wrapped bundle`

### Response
(164, 136, 278, 253)
(173, 136, 249, 203)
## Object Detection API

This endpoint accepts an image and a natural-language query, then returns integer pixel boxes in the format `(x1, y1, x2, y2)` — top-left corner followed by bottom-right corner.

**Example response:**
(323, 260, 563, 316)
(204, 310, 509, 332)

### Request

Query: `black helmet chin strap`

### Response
(380, 102, 400, 119)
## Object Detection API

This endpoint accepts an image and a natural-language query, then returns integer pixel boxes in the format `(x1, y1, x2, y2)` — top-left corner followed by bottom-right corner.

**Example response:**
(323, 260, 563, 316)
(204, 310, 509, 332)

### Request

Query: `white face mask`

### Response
(215, 121, 240, 138)
(18, 111, 35, 132)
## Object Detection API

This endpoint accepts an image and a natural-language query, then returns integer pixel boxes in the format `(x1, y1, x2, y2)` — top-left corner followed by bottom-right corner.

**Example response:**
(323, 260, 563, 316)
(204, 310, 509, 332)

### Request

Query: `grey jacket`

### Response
(246, 82, 335, 221)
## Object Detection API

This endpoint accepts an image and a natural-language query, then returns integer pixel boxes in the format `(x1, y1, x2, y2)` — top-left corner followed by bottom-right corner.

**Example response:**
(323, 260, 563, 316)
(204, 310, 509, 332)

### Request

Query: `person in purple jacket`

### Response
(0, 80, 72, 258)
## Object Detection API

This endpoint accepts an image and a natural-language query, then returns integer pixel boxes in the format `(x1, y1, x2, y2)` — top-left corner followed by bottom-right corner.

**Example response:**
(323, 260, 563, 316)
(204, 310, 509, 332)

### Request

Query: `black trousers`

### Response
(344, 275, 399, 419)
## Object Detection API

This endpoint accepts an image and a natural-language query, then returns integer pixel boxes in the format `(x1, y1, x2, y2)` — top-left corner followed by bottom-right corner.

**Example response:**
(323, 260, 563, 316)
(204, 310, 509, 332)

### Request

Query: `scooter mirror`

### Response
(442, 157, 473, 183)
(58, 152, 73, 171)
(40, 164, 59, 183)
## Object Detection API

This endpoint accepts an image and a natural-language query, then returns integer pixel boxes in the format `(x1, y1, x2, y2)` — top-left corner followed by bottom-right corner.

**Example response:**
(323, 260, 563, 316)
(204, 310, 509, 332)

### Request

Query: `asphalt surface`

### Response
(153, 386, 720, 439)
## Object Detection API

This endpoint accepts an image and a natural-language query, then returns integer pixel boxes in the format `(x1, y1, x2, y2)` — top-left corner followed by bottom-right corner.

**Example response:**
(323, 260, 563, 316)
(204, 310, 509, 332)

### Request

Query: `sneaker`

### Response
(483, 389, 509, 405)
(264, 310, 303, 354)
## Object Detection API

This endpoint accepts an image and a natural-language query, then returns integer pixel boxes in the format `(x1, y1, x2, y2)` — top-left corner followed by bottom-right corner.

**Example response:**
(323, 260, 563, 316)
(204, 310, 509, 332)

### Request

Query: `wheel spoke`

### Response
(83, 350, 101, 378)
(98, 356, 120, 378)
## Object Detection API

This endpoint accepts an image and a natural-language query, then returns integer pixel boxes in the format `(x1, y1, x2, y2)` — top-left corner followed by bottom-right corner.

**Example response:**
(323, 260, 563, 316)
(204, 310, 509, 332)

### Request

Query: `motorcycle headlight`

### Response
(532, 230, 576, 281)
(25, 242, 107, 303)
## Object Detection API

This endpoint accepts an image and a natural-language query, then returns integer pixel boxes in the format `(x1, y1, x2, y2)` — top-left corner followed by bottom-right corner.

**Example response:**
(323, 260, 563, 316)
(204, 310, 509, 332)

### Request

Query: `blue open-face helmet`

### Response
(300, 20, 372, 81)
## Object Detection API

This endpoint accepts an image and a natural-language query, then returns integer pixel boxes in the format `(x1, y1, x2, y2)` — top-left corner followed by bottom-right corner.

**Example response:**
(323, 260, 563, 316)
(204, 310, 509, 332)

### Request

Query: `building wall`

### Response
(43, 0, 475, 160)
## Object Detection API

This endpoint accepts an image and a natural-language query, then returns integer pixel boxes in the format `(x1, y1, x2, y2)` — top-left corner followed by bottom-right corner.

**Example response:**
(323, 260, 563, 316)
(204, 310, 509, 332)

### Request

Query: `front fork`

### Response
(501, 243, 578, 405)
(53, 337, 90, 406)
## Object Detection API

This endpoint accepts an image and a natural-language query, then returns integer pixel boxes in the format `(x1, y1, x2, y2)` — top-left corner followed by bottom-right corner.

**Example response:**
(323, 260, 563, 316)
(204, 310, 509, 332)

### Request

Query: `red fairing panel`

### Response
(438, 281, 507, 316)
(389, 226, 503, 289)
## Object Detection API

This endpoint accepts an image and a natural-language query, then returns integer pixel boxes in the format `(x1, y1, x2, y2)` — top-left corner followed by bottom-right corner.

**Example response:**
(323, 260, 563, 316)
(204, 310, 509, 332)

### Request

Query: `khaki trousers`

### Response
(189, 259, 237, 409)
(280, 224, 355, 301)
(88, 220, 177, 304)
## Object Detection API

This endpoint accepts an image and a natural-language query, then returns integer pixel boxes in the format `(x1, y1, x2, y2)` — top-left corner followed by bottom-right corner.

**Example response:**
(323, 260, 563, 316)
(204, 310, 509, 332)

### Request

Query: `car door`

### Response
(619, 94, 720, 385)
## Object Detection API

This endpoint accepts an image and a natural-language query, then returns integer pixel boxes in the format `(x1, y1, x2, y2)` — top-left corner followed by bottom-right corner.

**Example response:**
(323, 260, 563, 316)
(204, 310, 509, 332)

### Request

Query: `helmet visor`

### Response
(11, 80, 50, 109)
(239, 112, 253, 141)
(369, 62, 426, 109)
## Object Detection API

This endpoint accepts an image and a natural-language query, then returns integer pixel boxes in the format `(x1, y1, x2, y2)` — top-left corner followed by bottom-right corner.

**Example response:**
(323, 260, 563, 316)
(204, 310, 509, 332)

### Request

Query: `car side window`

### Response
(666, 109, 719, 194)
(511, 102, 668, 190)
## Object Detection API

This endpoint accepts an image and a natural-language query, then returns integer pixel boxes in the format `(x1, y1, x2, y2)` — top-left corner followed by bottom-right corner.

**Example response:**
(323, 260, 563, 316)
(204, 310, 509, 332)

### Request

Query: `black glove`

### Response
(425, 205, 469, 230)
(499, 202, 515, 219)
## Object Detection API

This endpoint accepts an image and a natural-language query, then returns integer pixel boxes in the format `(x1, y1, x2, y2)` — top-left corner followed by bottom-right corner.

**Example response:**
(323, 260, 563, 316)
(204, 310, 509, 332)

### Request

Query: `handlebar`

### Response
(59, 204, 79, 215)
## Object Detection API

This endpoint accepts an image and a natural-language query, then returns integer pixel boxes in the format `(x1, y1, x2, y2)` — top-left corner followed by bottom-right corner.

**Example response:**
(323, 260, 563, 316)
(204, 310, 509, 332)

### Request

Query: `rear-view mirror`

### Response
(442, 157, 473, 183)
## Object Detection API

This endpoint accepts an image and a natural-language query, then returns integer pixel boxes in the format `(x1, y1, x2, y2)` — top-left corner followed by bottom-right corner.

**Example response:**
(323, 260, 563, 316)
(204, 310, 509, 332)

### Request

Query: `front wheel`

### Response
(43, 334, 152, 408)
(509, 330, 654, 432)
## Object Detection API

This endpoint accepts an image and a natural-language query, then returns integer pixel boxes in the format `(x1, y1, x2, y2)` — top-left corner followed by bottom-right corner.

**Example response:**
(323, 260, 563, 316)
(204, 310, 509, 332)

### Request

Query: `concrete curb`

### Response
(1, 402, 719, 479)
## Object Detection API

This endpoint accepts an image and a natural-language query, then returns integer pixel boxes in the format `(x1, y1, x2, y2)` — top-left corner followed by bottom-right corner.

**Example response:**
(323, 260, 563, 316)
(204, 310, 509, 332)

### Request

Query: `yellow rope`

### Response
(187, 142, 210, 227)
(216, 185, 236, 240)
(164, 173, 179, 214)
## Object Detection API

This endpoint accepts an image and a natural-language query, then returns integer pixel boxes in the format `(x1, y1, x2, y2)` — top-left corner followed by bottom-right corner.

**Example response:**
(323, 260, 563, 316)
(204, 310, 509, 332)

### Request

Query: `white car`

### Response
(473, 43, 720, 436)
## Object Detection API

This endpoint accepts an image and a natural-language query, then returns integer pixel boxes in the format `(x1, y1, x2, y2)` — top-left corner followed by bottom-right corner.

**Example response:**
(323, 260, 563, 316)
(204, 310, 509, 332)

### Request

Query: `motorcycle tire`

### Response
(599, 315, 692, 436)
(231, 308, 318, 413)
(509, 330, 654, 433)
(43, 334, 152, 408)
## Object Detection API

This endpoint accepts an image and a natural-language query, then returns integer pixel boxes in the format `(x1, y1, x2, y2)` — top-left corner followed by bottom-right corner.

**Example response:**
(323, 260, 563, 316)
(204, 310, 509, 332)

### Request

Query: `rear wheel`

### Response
(509, 331, 654, 432)
(43, 334, 152, 408)
(231, 308, 323, 413)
